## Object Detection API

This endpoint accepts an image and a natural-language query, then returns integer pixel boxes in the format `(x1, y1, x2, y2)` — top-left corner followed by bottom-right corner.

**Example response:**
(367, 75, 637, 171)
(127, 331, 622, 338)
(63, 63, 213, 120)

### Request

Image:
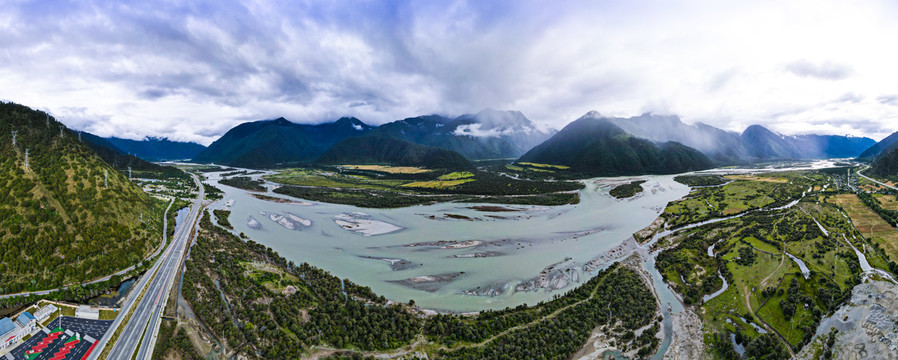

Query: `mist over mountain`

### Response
(371, 109, 553, 160)
(518, 111, 713, 176)
(606, 113, 749, 163)
(605, 113, 874, 162)
(105, 137, 206, 161)
(740, 125, 875, 159)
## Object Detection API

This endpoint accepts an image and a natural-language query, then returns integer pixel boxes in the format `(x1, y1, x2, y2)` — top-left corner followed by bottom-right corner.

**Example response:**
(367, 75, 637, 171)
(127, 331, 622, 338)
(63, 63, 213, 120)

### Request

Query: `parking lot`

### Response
(8, 317, 112, 360)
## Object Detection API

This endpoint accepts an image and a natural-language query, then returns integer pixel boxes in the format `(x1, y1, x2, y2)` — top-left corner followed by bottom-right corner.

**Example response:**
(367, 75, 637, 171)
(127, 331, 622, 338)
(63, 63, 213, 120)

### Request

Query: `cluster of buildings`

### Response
(0, 303, 57, 350)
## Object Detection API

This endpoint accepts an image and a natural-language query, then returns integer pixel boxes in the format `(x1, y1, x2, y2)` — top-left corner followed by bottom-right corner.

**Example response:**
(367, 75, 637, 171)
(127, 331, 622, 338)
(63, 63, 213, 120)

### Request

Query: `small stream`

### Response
(702, 272, 729, 303)
(784, 252, 810, 279)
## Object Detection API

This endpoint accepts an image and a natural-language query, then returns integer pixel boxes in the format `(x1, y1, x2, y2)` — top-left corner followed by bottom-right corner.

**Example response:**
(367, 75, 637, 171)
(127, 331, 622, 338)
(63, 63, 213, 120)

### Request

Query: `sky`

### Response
(1, 0, 897, 145)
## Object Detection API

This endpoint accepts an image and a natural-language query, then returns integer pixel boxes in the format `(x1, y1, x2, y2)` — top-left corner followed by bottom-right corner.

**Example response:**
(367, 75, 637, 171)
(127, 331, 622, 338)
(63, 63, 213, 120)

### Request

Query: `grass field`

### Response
(439, 171, 474, 180)
(830, 194, 898, 262)
(266, 168, 408, 190)
(655, 171, 861, 353)
(241, 261, 302, 293)
(338, 165, 432, 174)
(724, 174, 788, 183)
(518, 162, 570, 170)
(402, 179, 476, 189)
(873, 194, 898, 210)
(662, 178, 796, 226)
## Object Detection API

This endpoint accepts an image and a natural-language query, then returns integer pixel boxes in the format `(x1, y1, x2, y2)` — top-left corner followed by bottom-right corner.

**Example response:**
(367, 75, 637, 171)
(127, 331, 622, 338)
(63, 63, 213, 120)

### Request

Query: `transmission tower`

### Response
(104, 169, 108, 188)
(11, 131, 17, 146)
(128, 166, 132, 179)
(60, 127, 63, 137)
(78, 131, 82, 142)
(24, 148, 29, 169)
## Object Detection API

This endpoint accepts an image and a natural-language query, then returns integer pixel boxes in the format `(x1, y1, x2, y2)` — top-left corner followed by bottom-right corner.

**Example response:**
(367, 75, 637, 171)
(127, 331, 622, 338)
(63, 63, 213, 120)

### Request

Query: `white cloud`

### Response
(0, 0, 897, 144)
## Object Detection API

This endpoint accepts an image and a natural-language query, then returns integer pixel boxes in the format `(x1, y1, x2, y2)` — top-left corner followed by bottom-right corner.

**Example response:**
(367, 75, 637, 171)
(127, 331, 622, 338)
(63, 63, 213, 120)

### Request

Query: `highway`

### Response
(90, 173, 204, 360)
(0, 199, 176, 300)
(858, 166, 898, 191)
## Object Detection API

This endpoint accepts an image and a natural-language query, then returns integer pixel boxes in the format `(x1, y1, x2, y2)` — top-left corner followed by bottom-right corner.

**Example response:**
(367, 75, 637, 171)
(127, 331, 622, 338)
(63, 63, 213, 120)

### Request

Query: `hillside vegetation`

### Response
(518, 114, 713, 177)
(316, 136, 473, 169)
(0, 102, 166, 294)
(870, 143, 898, 178)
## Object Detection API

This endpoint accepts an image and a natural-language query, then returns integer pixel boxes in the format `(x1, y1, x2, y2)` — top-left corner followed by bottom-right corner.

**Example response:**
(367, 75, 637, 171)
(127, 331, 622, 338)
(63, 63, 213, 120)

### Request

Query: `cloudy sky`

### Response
(2, 0, 897, 145)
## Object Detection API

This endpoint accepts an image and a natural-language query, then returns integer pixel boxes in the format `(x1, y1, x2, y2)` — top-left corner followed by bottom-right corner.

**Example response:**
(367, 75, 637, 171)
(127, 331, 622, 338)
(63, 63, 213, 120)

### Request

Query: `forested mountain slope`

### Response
(519, 112, 713, 176)
(0, 102, 166, 294)
(316, 136, 473, 169)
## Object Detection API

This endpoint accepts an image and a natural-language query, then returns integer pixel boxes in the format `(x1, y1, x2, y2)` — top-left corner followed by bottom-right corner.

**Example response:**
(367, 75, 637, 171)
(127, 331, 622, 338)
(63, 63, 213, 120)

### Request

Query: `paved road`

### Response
(0, 198, 176, 300)
(858, 166, 898, 191)
(91, 174, 203, 360)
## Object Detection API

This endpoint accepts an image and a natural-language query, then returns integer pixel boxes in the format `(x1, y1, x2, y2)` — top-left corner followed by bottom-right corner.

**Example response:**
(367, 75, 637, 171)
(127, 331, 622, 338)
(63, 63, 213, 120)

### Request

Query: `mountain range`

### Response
(191, 110, 878, 171)
(519, 111, 714, 175)
(370, 109, 554, 160)
(81, 132, 184, 178)
(192, 117, 374, 168)
(606, 113, 875, 162)
(104, 137, 206, 161)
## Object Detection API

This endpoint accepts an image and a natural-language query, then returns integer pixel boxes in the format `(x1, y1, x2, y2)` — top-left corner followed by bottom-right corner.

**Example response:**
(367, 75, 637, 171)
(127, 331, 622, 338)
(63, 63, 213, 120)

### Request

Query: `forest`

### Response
(219, 176, 266, 192)
(609, 180, 646, 199)
(0, 102, 167, 294)
(180, 210, 661, 359)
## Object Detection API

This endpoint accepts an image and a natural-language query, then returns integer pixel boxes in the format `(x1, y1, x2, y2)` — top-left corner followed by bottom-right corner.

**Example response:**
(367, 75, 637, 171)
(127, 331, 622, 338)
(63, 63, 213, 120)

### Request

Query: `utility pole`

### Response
(10, 131, 16, 147)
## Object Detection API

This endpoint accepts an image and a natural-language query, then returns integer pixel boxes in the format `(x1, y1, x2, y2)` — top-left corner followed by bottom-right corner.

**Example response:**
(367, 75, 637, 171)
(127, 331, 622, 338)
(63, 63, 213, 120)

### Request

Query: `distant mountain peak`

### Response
(334, 116, 369, 130)
(582, 110, 602, 119)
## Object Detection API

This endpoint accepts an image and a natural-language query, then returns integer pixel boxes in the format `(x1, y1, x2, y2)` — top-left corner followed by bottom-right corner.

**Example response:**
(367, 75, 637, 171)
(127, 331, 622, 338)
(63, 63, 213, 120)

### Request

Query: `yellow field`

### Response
(439, 171, 474, 180)
(402, 179, 475, 189)
(518, 162, 570, 170)
(830, 194, 898, 260)
(874, 194, 898, 211)
(339, 165, 432, 174)
(724, 174, 788, 183)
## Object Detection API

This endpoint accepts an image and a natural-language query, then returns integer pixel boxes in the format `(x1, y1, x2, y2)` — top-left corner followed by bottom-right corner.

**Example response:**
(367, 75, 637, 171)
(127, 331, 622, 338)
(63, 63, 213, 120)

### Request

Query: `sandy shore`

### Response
(334, 213, 403, 236)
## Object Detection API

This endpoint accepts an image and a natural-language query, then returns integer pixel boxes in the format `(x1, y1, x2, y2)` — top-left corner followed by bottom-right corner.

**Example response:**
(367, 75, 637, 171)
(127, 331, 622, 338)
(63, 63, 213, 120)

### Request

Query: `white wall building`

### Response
(33, 304, 58, 322)
(75, 305, 99, 320)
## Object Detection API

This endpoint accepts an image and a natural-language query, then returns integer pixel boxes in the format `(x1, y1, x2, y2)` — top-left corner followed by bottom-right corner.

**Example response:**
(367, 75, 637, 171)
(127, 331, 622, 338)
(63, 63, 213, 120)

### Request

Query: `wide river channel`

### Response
(205, 170, 693, 312)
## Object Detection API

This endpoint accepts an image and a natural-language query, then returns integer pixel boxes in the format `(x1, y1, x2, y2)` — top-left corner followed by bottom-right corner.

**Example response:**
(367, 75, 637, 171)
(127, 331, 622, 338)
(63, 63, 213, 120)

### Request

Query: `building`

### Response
(33, 304, 58, 322)
(15, 311, 36, 333)
(75, 305, 99, 320)
(0, 317, 24, 350)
